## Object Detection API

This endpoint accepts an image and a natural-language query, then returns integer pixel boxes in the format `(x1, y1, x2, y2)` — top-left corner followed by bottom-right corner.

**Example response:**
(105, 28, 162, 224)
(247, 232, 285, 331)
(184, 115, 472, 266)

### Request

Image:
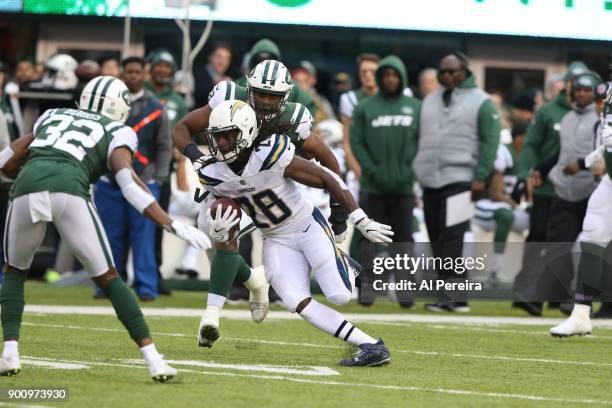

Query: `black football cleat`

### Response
(339, 338, 390, 367)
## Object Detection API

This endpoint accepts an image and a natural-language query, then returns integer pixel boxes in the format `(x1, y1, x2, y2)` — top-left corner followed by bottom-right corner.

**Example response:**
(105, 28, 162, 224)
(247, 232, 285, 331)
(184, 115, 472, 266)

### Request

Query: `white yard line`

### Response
(0, 402, 52, 408)
(16, 355, 612, 406)
(22, 321, 612, 368)
(21, 304, 612, 328)
(122, 358, 339, 376)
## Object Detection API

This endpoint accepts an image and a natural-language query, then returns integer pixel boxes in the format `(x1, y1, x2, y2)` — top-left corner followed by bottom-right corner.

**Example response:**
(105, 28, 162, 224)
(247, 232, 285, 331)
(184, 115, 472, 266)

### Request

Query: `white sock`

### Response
(571, 303, 591, 320)
(140, 343, 162, 364)
(299, 300, 376, 346)
(181, 246, 200, 271)
(3, 340, 18, 359)
(207, 293, 226, 309)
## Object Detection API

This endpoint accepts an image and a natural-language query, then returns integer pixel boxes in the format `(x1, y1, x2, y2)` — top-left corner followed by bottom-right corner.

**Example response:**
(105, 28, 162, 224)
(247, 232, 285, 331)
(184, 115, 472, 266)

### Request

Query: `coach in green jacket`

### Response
(413, 52, 500, 312)
(350, 55, 420, 307)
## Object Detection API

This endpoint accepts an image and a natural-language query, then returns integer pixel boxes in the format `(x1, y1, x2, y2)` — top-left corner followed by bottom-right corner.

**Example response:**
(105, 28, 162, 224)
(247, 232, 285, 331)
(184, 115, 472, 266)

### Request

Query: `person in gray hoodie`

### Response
(531, 71, 600, 305)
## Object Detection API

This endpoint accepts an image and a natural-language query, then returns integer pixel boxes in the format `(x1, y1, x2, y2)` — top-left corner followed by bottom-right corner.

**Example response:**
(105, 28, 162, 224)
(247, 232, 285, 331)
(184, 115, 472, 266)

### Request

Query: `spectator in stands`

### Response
(340, 53, 379, 180)
(99, 55, 121, 78)
(512, 61, 588, 315)
(94, 57, 172, 301)
(418, 68, 439, 99)
(291, 61, 335, 123)
(414, 52, 500, 312)
(193, 42, 232, 109)
(339, 53, 379, 264)
(329, 71, 352, 117)
(350, 55, 420, 308)
(13, 60, 35, 88)
(512, 91, 536, 124)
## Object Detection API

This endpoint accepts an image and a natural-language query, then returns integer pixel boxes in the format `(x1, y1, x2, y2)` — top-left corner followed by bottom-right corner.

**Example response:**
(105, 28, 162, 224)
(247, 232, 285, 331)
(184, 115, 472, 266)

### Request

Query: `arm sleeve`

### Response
(516, 112, 545, 180)
(474, 99, 501, 181)
(349, 105, 377, 177)
(155, 109, 173, 182)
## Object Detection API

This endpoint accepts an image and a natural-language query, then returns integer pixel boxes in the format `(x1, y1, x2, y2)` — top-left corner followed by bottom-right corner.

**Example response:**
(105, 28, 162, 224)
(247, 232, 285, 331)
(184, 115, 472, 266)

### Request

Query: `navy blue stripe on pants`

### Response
(94, 179, 160, 299)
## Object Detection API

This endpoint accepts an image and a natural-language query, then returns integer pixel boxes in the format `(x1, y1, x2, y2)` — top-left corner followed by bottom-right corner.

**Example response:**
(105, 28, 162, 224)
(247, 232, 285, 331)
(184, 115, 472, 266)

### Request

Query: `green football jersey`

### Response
(11, 108, 138, 199)
(208, 80, 313, 151)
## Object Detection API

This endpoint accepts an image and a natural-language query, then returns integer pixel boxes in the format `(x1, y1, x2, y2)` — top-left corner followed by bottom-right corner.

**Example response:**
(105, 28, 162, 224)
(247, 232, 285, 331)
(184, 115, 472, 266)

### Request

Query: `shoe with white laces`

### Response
(0, 354, 21, 376)
(550, 304, 592, 337)
(198, 306, 221, 348)
(243, 266, 270, 323)
(148, 358, 177, 383)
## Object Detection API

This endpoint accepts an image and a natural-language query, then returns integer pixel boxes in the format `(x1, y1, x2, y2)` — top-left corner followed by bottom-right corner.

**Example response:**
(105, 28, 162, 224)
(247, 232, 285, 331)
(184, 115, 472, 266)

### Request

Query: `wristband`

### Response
(184, 143, 204, 163)
(349, 208, 367, 224)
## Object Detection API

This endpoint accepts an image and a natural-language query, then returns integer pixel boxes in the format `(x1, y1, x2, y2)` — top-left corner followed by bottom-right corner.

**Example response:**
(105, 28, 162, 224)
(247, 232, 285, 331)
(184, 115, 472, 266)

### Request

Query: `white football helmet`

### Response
(42, 54, 78, 90)
(246, 59, 293, 124)
(206, 100, 258, 163)
(80, 76, 131, 123)
(316, 119, 343, 148)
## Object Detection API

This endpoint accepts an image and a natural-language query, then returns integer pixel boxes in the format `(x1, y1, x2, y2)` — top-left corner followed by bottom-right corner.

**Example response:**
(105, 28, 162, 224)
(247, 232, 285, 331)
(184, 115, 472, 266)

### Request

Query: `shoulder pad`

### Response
(254, 134, 294, 172)
(208, 80, 241, 109)
(288, 103, 313, 140)
(198, 163, 226, 187)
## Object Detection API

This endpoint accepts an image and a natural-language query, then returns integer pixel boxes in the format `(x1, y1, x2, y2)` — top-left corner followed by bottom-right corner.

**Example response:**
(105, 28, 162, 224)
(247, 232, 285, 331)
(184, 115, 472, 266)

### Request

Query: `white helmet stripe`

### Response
(86, 77, 105, 110)
(96, 77, 115, 112)
(90, 77, 112, 112)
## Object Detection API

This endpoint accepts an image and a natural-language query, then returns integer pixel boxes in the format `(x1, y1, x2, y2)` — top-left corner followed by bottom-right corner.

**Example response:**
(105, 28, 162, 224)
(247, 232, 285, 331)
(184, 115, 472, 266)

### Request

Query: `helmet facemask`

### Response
(247, 86, 288, 128)
(205, 126, 248, 163)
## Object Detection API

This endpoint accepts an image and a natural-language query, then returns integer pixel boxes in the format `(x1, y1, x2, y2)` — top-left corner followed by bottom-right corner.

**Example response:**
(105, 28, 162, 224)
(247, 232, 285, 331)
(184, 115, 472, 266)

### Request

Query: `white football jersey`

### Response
(199, 133, 314, 236)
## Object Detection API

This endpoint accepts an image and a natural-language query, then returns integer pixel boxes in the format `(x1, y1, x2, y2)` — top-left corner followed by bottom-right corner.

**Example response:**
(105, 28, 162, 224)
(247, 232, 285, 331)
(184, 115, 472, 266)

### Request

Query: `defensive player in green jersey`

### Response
(173, 60, 348, 348)
(0, 76, 210, 382)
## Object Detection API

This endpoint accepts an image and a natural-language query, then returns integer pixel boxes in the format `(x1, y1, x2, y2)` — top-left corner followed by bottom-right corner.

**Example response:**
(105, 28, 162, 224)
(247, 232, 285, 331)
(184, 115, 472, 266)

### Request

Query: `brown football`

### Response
(211, 197, 242, 219)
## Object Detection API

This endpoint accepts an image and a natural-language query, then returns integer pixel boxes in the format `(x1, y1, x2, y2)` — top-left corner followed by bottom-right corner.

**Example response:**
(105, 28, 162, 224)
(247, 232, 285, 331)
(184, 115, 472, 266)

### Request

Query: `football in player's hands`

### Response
(209, 197, 242, 241)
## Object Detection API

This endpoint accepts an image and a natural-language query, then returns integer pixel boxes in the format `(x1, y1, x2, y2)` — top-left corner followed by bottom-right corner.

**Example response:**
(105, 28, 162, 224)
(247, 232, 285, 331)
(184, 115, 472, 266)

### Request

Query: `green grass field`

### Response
(3, 283, 612, 407)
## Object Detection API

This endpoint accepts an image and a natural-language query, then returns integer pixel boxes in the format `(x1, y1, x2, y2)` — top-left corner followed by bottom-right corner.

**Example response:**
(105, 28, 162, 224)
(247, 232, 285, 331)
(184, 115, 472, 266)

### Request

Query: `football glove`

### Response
(169, 220, 212, 250)
(328, 198, 348, 243)
(206, 204, 240, 242)
(349, 209, 394, 246)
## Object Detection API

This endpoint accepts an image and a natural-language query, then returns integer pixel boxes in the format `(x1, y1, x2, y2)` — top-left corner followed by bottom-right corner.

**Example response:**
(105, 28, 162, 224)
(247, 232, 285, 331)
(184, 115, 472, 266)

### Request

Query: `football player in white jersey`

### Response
(198, 100, 394, 366)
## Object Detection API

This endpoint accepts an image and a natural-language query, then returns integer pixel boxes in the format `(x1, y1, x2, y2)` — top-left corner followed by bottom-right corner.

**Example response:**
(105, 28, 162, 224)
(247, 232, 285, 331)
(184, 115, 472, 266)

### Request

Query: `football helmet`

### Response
(205, 100, 258, 163)
(316, 119, 343, 148)
(79, 76, 131, 123)
(246, 60, 293, 125)
(41, 54, 78, 90)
